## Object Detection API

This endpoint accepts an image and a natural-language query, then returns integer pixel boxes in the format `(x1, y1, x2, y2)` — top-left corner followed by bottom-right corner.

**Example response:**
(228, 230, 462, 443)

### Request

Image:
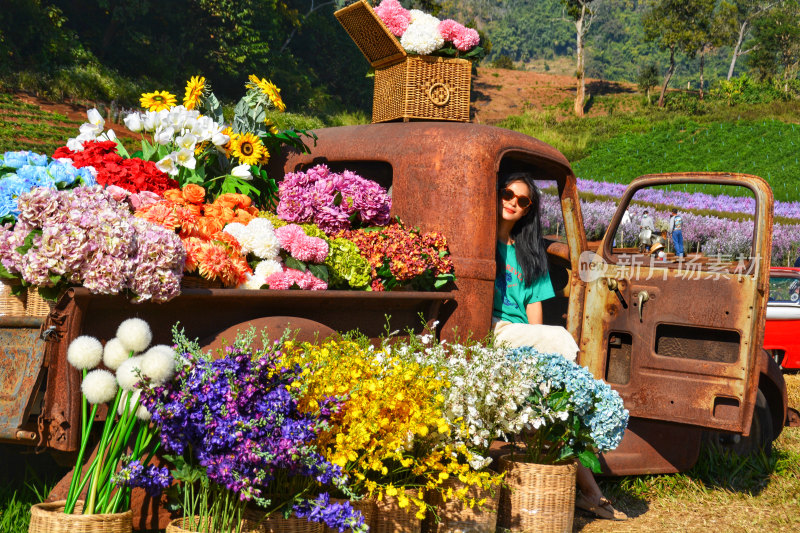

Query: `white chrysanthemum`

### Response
(81, 369, 118, 404)
(116, 318, 153, 353)
(401, 20, 444, 55)
(246, 217, 275, 234)
(409, 9, 439, 25)
(250, 230, 280, 260)
(223, 222, 247, 244)
(116, 356, 144, 391)
(140, 345, 176, 385)
(67, 335, 104, 370)
(103, 337, 132, 370)
(255, 259, 283, 279)
(239, 272, 267, 290)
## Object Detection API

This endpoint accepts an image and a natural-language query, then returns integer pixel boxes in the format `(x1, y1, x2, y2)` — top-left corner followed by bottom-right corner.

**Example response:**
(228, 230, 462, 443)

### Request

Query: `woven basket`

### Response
(166, 515, 262, 533)
(372, 489, 422, 533)
(323, 498, 376, 533)
(28, 500, 132, 533)
(496, 455, 577, 533)
(429, 479, 500, 533)
(241, 508, 324, 533)
(0, 280, 53, 317)
(334, 0, 471, 123)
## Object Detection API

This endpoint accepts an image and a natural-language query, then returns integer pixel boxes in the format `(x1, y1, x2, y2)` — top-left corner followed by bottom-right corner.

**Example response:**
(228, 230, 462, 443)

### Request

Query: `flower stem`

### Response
(64, 401, 99, 514)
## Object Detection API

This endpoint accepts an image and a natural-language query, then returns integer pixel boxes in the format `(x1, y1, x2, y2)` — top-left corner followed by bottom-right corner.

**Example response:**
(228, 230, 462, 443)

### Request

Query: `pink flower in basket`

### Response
(374, 0, 411, 37)
(453, 26, 480, 52)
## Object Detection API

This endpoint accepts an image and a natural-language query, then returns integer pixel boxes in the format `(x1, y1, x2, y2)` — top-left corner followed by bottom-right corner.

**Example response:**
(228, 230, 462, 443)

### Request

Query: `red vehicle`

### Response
(765, 267, 800, 369)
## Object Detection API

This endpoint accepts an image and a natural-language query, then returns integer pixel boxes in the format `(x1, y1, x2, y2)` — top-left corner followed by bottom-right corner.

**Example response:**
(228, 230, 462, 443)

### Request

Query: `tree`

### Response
(642, 0, 714, 107)
(748, 0, 800, 91)
(637, 63, 660, 104)
(717, 0, 779, 80)
(562, 0, 599, 117)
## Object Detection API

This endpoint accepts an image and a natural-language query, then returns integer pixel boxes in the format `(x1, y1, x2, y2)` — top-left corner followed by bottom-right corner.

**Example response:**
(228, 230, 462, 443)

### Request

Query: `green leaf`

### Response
(219, 176, 261, 196)
(141, 140, 157, 161)
(285, 256, 307, 272)
(48, 273, 62, 285)
(307, 264, 329, 283)
(333, 191, 343, 206)
(0, 262, 17, 280)
(115, 139, 130, 158)
(15, 229, 42, 256)
(578, 449, 602, 473)
(37, 285, 62, 302)
(202, 93, 224, 124)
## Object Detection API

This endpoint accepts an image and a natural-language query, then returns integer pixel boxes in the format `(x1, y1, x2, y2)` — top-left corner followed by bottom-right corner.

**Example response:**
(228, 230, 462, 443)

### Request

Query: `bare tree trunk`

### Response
(727, 21, 748, 80)
(279, 0, 335, 54)
(657, 47, 676, 108)
(573, 6, 586, 117)
(700, 53, 705, 100)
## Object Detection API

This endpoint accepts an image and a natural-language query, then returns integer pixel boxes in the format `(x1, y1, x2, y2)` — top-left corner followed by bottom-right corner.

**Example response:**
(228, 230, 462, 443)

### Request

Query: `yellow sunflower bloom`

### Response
(183, 76, 206, 110)
(231, 132, 266, 166)
(248, 74, 287, 112)
(140, 90, 177, 112)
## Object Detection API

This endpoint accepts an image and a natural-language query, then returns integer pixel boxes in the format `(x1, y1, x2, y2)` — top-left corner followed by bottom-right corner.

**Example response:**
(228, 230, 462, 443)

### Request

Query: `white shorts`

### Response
(492, 318, 579, 363)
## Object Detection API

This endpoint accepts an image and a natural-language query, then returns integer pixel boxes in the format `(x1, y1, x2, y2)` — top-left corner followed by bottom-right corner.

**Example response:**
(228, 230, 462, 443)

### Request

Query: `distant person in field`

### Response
(669, 208, 684, 257)
(638, 209, 655, 252)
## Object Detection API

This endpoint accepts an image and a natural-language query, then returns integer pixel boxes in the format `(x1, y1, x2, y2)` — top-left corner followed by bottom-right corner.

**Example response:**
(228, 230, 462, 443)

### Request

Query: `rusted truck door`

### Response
(578, 173, 772, 436)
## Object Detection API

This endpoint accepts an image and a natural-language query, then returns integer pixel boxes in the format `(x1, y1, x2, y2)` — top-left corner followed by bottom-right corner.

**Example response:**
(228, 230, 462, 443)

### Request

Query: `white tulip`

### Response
(79, 122, 103, 137)
(154, 126, 175, 145)
(176, 133, 197, 151)
(86, 108, 105, 127)
(211, 131, 230, 147)
(156, 154, 179, 176)
(142, 111, 159, 132)
(175, 149, 196, 169)
(123, 113, 143, 132)
(230, 164, 252, 180)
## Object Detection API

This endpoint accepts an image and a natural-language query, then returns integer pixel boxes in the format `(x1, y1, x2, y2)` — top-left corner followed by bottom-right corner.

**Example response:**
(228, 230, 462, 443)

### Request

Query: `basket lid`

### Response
(334, 0, 407, 68)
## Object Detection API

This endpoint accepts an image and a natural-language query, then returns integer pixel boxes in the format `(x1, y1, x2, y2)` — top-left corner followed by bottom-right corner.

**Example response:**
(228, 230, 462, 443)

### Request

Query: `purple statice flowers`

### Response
(0, 186, 185, 302)
(139, 335, 358, 529)
(114, 459, 172, 497)
(277, 164, 391, 233)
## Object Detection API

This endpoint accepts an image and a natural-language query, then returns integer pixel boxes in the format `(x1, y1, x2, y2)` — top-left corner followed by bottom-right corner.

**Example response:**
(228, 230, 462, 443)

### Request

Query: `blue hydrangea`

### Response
(0, 175, 36, 218)
(2, 151, 33, 169)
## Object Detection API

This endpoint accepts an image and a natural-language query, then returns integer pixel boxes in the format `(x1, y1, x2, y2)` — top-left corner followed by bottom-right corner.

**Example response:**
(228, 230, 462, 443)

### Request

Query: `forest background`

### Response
(3, 0, 799, 115)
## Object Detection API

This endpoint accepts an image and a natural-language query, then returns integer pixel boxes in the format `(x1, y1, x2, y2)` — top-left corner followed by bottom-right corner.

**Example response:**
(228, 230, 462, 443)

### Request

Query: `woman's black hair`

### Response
(497, 172, 549, 284)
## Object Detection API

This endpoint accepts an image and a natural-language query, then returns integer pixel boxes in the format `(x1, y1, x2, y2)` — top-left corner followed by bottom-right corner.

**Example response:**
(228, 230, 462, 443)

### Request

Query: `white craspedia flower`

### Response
(81, 369, 118, 404)
(103, 337, 131, 370)
(116, 356, 144, 391)
(116, 318, 153, 353)
(118, 390, 152, 421)
(140, 345, 177, 385)
(67, 335, 104, 370)
(255, 259, 283, 280)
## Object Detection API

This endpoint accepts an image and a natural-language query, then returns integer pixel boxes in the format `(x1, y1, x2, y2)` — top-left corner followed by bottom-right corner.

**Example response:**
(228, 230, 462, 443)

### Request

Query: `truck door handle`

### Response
(607, 278, 628, 309)
(637, 291, 650, 322)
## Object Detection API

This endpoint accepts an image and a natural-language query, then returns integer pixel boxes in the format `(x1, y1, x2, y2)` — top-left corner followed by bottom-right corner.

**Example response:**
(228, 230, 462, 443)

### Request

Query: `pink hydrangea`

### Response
(453, 26, 480, 52)
(374, 0, 411, 37)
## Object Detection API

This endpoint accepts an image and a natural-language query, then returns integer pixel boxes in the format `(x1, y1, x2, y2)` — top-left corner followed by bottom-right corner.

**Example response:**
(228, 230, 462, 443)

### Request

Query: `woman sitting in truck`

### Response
(493, 171, 627, 521)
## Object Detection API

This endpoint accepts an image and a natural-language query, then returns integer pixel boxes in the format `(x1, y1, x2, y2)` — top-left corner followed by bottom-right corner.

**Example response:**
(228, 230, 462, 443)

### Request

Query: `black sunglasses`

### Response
(500, 187, 532, 209)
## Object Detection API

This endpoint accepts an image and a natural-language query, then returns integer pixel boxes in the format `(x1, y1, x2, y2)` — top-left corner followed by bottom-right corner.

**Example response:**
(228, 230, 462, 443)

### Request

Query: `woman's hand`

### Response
(526, 301, 543, 325)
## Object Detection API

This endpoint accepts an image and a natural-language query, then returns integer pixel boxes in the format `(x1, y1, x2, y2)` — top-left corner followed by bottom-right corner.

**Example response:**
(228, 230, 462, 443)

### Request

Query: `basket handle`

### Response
(427, 82, 451, 107)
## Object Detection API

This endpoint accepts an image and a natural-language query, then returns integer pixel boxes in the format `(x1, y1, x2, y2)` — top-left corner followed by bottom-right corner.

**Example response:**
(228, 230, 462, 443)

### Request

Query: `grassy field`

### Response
(0, 93, 81, 155)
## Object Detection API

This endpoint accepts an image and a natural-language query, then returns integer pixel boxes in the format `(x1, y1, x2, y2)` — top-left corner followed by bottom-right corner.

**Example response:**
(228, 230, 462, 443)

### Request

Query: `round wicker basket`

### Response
(429, 479, 500, 533)
(372, 489, 422, 533)
(323, 498, 376, 533)
(28, 500, 132, 533)
(496, 454, 577, 533)
(240, 508, 324, 533)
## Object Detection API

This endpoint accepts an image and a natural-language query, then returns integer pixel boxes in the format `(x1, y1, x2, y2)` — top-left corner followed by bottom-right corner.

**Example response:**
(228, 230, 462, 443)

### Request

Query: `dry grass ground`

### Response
(575, 373, 800, 532)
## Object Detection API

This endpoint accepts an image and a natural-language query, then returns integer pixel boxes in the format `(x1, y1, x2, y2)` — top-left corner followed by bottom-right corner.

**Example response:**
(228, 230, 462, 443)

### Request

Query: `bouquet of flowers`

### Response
(506, 347, 629, 471)
(0, 186, 185, 302)
(277, 164, 391, 234)
(374, 0, 484, 60)
(285, 338, 502, 519)
(341, 221, 454, 291)
(63, 318, 174, 515)
(138, 328, 367, 533)
(0, 150, 97, 223)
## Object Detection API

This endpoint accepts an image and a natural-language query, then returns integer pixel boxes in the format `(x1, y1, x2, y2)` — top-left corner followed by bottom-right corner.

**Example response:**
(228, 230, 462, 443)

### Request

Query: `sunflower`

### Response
(221, 128, 237, 152)
(247, 74, 286, 112)
(231, 132, 266, 166)
(183, 76, 207, 110)
(140, 90, 177, 112)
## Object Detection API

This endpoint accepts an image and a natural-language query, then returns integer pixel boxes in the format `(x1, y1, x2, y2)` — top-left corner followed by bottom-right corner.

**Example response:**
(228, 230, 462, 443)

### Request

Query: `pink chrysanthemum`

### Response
(453, 26, 480, 52)
(265, 268, 327, 291)
(374, 0, 411, 37)
(437, 19, 463, 42)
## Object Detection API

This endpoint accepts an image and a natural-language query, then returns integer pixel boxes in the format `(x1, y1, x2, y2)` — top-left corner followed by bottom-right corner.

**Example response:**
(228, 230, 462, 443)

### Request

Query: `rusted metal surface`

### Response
(0, 318, 46, 443)
(275, 122, 583, 343)
(581, 173, 774, 438)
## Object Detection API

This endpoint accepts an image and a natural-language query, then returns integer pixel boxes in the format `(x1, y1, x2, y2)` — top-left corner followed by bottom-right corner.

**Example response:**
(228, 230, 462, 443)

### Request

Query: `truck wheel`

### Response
(200, 316, 337, 354)
(703, 390, 774, 457)
(768, 349, 785, 369)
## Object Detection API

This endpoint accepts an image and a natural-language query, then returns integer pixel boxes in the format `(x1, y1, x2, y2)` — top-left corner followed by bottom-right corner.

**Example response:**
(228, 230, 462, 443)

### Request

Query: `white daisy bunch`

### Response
(224, 218, 285, 289)
(64, 108, 119, 151)
(119, 105, 229, 176)
(400, 9, 444, 55)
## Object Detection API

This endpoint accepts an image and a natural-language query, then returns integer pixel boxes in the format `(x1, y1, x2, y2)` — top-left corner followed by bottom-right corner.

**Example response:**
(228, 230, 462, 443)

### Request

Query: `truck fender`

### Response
(758, 349, 792, 432)
(200, 316, 337, 354)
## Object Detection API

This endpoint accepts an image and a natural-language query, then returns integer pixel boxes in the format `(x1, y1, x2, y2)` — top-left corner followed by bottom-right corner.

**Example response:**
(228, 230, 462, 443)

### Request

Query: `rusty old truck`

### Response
(2, 122, 797, 480)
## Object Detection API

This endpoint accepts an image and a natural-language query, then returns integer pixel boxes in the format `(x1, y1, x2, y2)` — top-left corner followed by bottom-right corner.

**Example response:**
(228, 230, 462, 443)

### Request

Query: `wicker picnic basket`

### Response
(1, 280, 52, 317)
(371, 489, 422, 533)
(323, 498, 376, 533)
(334, 0, 471, 123)
(240, 508, 324, 533)
(496, 454, 577, 533)
(428, 478, 500, 533)
(28, 500, 132, 533)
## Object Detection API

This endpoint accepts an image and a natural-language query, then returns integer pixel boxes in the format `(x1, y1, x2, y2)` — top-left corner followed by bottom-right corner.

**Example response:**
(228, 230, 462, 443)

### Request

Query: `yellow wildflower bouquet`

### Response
(284, 339, 502, 518)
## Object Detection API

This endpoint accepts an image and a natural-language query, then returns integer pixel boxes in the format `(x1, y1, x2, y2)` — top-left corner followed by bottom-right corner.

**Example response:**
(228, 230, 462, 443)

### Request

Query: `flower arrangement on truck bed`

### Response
(0, 75, 455, 305)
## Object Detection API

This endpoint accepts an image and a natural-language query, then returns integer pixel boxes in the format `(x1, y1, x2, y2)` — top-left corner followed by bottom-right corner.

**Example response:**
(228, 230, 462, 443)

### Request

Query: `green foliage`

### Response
(748, 0, 800, 83)
(490, 55, 516, 70)
(709, 74, 790, 105)
(637, 63, 660, 102)
(663, 91, 705, 114)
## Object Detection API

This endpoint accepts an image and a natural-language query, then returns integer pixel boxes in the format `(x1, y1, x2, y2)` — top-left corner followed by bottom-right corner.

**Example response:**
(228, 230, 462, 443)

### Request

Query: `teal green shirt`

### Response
(493, 242, 555, 324)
